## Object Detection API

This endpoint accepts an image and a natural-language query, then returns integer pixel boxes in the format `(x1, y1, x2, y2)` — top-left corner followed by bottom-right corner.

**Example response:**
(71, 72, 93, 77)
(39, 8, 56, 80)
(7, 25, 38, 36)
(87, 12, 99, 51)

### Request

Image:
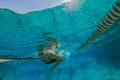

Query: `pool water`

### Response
(0, 0, 120, 80)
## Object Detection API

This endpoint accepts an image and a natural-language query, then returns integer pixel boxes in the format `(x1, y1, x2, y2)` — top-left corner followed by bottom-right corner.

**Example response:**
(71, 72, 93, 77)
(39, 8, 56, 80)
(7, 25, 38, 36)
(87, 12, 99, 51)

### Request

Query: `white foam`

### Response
(58, 50, 71, 59)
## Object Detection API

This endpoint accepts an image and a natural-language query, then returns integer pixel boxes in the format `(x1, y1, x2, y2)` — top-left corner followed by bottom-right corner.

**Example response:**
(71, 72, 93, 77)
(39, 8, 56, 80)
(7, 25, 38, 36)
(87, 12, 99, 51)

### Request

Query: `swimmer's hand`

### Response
(49, 61, 61, 72)
(49, 65, 56, 72)
(49, 55, 62, 72)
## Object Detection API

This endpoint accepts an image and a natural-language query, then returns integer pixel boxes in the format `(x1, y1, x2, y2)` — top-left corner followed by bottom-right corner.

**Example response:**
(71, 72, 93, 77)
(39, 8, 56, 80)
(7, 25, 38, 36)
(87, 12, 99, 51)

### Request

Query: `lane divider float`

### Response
(78, 0, 120, 50)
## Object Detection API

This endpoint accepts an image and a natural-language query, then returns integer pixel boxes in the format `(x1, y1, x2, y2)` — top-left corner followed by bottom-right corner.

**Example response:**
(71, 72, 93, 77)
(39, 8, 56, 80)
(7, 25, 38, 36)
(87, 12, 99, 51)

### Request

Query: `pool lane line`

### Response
(77, 0, 120, 51)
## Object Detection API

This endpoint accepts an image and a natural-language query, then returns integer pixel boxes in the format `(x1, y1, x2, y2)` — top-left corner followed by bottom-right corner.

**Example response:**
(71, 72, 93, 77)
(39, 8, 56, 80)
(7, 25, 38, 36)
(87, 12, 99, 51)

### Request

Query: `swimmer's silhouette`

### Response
(0, 32, 63, 71)
(38, 33, 63, 71)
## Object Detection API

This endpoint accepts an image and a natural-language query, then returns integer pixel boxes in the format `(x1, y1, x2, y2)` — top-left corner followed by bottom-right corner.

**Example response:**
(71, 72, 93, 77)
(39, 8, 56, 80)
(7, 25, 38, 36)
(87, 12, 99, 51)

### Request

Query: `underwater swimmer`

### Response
(0, 32, 63, 71)
(0, 44, 63, 71)
(38, 43, 63, 71)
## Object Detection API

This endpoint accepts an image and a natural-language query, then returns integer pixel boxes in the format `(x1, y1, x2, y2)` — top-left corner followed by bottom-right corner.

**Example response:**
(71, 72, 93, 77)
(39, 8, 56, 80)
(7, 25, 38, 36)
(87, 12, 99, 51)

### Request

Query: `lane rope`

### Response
(77, 0, 120, 50)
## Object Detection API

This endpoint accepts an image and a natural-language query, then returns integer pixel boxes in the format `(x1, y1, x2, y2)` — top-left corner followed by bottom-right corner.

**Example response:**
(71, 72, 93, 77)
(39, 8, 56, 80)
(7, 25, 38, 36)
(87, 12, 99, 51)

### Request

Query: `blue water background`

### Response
(0, 0, 120, 80)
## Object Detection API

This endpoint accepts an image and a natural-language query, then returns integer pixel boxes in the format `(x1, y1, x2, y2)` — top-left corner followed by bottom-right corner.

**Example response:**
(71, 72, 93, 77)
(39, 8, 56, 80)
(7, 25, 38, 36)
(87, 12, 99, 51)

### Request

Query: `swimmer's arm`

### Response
(49, 54, 62, 71)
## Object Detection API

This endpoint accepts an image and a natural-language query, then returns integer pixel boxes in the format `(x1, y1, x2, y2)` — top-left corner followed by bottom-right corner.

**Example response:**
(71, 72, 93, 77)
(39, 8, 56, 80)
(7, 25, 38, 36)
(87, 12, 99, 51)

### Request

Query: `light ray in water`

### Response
(64, 0, 85, 11)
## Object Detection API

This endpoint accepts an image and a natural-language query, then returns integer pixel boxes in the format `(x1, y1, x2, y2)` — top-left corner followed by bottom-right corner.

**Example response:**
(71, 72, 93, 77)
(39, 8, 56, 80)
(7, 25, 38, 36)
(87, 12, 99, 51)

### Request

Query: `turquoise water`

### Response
(0, 0, 120, 80)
